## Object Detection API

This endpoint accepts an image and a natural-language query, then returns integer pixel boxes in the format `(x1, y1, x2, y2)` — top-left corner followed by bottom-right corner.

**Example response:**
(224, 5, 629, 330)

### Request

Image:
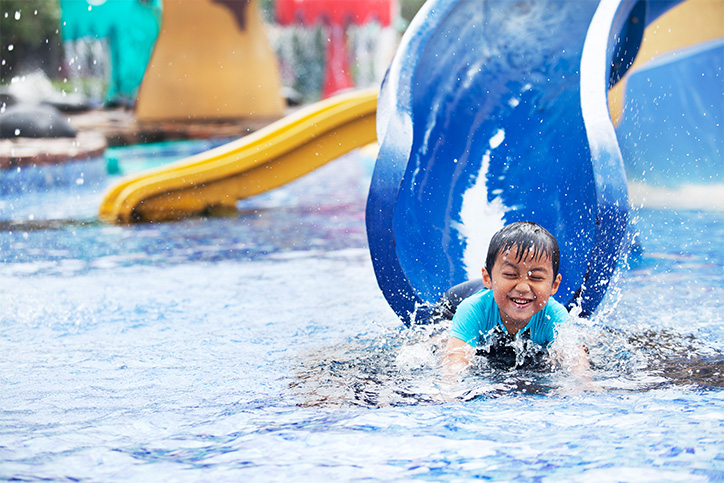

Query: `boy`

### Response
(442, 221, 589, 379)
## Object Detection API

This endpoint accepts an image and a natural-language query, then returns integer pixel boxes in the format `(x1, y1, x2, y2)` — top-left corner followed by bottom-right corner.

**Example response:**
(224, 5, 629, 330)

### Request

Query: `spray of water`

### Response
(291, 300, 724, 408)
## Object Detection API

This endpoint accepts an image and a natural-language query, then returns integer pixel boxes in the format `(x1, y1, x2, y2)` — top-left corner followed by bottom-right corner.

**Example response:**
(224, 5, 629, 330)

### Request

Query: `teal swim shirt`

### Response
(449, 289, 569, 348)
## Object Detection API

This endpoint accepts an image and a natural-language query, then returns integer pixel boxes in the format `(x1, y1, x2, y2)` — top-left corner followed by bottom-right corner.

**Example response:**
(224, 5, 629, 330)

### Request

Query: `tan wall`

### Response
(609, 0, 724, 125)
(136, 0, 285, 122)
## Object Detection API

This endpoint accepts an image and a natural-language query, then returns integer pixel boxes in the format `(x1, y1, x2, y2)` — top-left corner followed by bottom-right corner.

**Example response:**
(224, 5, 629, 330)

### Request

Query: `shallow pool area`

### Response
(1, 146, 723, 481)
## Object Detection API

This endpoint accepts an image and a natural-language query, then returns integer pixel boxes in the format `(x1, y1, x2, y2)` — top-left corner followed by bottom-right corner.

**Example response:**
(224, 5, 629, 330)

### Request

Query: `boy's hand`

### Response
(440, 336, 475, 384)
(550, 344, 591, 372)
(434, 337, 476, 403)
(549, 344, 603, 393)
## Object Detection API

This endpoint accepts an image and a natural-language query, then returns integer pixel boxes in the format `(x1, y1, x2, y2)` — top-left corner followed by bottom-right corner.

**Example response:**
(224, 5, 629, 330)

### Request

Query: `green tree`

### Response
(0, 0, 63, 83)
(399, 0, 427, 30)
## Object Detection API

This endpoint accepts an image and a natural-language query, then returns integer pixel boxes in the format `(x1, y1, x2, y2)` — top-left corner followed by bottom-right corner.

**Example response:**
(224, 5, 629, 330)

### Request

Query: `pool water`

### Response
(1, 145, 723, 481)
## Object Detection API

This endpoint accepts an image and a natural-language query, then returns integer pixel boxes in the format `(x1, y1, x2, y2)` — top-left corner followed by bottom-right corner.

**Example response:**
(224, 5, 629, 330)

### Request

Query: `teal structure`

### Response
(59, 0, 162, 106)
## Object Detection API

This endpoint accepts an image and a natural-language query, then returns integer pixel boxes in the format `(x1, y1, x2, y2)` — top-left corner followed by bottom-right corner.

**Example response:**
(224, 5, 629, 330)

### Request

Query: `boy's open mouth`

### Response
(510, 296, 534, 308)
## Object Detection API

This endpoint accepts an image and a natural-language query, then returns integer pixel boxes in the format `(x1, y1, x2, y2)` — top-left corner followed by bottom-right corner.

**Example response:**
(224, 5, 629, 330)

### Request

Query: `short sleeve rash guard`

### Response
(449, 289, 569, 348)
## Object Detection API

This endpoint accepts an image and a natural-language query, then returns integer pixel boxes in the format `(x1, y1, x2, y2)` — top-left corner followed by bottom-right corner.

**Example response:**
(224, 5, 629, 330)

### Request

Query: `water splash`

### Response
(291, 314, 724, 408)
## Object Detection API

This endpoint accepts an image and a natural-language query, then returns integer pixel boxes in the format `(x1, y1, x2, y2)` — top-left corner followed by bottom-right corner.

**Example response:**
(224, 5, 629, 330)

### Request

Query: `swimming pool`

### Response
(1, 146, 723, 481)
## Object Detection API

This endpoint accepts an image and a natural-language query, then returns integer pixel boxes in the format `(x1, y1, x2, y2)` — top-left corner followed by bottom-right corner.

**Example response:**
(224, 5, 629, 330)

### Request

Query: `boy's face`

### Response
(482, 244, 562, 331)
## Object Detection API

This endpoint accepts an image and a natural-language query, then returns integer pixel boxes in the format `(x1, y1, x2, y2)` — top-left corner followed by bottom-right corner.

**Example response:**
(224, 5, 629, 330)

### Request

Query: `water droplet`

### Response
(489, 129, 505, 149)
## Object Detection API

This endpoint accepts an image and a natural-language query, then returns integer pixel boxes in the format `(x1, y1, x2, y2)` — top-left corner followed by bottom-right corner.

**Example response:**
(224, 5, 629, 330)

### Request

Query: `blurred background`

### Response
(0, 0, 426, 107)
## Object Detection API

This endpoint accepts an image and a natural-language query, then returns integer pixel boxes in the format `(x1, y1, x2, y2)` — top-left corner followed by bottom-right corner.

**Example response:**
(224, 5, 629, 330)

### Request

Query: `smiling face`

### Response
(482, 244, 562, 334)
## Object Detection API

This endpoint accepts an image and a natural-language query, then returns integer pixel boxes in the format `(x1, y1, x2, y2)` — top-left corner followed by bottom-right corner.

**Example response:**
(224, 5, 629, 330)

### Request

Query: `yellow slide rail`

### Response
(99, 88, 378, 224)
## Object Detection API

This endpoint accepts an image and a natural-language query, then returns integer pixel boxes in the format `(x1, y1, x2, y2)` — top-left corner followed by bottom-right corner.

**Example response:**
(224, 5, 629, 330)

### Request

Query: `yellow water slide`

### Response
(99, 88, 378, 224)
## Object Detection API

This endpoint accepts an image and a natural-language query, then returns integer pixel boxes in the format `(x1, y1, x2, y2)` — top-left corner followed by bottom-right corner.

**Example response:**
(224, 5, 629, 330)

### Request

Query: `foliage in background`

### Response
(398, 0, 427, 29)
(0, 0, 63, 83)
(259, 0, 274, 23)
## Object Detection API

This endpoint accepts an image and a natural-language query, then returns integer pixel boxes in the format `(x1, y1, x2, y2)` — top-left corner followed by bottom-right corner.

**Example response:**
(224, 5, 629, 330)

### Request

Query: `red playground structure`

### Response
(276, 0, 396, 98)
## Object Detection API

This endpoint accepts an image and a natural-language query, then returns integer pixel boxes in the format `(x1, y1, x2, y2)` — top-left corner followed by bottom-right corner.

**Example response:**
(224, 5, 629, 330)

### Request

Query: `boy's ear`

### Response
(482, 268, 493, 289)
(550, 273, 562, 295)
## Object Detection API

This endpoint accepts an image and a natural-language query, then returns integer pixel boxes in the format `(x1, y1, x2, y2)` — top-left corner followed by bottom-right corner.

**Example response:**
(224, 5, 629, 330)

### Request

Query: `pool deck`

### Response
(0, 107, 282, 170)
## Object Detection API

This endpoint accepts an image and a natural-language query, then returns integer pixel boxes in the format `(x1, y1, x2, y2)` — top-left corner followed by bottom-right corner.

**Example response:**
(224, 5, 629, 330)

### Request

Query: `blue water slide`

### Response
(366, 0, 682, 324)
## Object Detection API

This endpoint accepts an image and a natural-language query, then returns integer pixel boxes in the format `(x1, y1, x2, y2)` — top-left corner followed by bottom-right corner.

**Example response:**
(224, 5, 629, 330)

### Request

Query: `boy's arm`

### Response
(441, 336, 476, 383)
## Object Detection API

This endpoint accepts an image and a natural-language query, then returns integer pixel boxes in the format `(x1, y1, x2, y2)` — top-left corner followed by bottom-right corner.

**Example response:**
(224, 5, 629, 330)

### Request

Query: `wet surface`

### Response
(1, 148, 723, 480)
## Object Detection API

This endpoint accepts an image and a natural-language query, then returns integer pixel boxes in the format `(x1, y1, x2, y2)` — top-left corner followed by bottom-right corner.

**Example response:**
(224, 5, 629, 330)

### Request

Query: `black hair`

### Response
(485, 221, 560, 278)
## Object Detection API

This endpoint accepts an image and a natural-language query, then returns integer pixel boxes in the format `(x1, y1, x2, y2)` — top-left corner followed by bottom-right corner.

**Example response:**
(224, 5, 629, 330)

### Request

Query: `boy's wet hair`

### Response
(485, 221, 560, 278)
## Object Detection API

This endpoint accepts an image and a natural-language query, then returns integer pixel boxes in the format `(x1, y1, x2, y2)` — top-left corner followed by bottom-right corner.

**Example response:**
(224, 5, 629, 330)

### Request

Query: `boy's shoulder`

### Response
(458, 287, 493, 307)
(455, 288, 496, 320)
(541, 296, 569, 321)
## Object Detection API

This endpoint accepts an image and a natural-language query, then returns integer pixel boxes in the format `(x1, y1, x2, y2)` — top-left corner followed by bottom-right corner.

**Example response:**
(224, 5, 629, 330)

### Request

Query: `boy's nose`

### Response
(513, 280, 532, 292)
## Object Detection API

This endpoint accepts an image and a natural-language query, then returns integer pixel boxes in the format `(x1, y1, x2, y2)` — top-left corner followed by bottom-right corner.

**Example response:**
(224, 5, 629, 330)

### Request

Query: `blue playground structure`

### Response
(617, 37, 723, 188)
(365, 0, 720, 324)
